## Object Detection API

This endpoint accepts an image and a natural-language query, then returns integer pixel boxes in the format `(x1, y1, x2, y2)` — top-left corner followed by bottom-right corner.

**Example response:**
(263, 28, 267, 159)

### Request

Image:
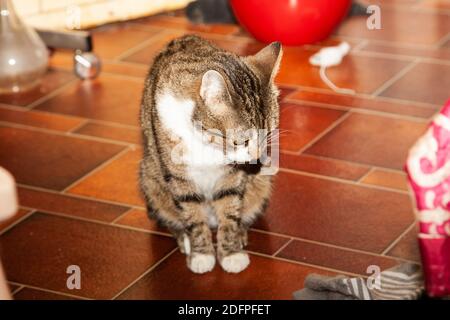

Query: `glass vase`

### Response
(0, 0, 48, 94)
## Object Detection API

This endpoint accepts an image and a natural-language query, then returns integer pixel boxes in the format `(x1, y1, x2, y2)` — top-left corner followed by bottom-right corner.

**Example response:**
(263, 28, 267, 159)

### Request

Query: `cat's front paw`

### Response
(220, 252, 250, 273)
(188, 253, 215, 274)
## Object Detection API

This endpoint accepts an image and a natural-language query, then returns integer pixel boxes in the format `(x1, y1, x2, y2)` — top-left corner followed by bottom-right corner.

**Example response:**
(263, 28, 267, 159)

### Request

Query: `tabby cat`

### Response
(139, 35, 282, 274)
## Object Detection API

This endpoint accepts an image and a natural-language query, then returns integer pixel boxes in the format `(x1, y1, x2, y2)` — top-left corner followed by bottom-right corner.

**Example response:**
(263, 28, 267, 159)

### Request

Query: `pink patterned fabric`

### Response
(405, 99, 450, 297)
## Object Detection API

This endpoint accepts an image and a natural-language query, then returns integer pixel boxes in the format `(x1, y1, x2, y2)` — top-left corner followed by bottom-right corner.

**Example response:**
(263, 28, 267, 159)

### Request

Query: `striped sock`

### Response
(294, 263, 424, 300)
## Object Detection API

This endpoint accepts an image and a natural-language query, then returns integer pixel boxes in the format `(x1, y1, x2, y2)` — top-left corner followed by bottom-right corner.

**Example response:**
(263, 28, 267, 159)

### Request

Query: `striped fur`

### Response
(139, 35, 282, 273)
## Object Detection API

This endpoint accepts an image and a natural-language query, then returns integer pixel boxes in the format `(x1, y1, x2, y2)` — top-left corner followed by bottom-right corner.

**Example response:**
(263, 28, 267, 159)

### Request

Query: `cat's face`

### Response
(193, 42, 282, 165)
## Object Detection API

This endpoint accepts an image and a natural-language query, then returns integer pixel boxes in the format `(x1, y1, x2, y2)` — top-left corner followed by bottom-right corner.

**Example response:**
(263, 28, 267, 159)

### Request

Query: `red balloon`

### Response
(230, 0, 352, 46)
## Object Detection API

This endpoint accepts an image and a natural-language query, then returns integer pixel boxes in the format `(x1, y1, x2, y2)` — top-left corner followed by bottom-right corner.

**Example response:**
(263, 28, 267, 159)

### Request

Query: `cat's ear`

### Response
(200, 70, 231, 113)
(246, 42, 283, 83)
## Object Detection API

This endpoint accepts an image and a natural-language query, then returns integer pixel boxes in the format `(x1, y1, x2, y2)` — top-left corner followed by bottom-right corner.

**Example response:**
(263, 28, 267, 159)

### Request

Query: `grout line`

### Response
(349, 43, 450, 65)
(279, 149, 298, 156)
(17, 183, 146, 210)
(0, 104, 28, 112)
(420, 57, 450, 66)
(69, 131, 139, 147)
(350, 39, 369, 53)
(279, 167, 410, 195)
(281, 83, 441, 110)
(434, 31, 450, 48)
(110, 207, 135, 224)
(335, 33, 449, 50)
(1, 103, 142, 130)
(381, 221, 418, 256)
(0, 120, 132, 147)
(350, 49, 416, 62)
(67, 118, 90, 134)
(283, 98, 350, 113)
(114, 30, 166, 61)
(297, 153, 406, 176)
(357, 167, 375, 183)
(8, 282, 91, 300)
(290, 152, 371, 171)
(246, 250, 360, 278)
(0, 210, 36, 236)
(27, 208, 173, 238)
(271, 238, 293, 257)
(111, 247, 178, 300)
(61, 147, 131, 193)
(102, 57, 150, 68)
(98, 71, 146, 82)
(280, 88, 300, 101)
(371, 58, 421, 97)
(295, 111, 352, 155)
(26, 78, 79, 110)
(9, 285, 24, 295)
(249, 228, 418, 265)
(87, 119, 141, 130)
(0, 104, 89, 127)
(284, 98, 432, 122)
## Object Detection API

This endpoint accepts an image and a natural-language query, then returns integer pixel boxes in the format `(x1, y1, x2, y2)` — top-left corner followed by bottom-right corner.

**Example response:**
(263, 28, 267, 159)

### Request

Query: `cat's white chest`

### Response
(187, 165, 224, 199)
(187, 165, 224, 228)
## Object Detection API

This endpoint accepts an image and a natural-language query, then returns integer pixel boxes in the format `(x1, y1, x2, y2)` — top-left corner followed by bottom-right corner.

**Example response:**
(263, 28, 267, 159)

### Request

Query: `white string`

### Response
(319, 65, 355, 95)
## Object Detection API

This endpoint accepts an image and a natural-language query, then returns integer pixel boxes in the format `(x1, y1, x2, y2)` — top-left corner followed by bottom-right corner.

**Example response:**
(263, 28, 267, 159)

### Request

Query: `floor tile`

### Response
(254, 171, 415, 253)
(279, 103, 345, 152)
(14, 288, 79, 300)
(117, 251, 333, 300)
(386, 225, 421, 262)
(245, 231, 290, 256)
(379, 62, 450, 106)
(336, 7, 450, 45)
(0, 69, 75, 107)
(74, 121, 141, 145)
(0, 212, 176, 299)
(135, 15, 239, 35)
(278, 86, 297, 102)
(100, 61, 149, 78)
(34, 74, 143, 126)
(122, 30, 264, 66)
(280, 153, 370, 181)
(288, 89, 437, 119)
(114, 208, 169, 233)
(0, 208, 31, 233)
(121, 30, 186, 65)
(0, 105, 83, 132)
(276, 47, 410, 94)
(277, 240, 399, 275)
(201, 35, 264, 56)
(17, 186, 130, 222)
(0, 125, 125, 190)
(68, 148, 145, 207)
(360, 42, 450, 61)
(304, 113, 427, 170)
(361, 169, 409, 191)
(92, 24, 163, 59)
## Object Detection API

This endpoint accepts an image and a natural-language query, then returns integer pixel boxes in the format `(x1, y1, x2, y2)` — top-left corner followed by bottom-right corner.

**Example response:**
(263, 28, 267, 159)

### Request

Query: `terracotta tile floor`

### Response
(1, 3, 449, 299)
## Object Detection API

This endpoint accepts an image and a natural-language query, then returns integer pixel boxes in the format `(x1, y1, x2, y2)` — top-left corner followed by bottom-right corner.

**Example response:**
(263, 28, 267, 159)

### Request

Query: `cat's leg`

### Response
(139, 166, 197, 259)
(212, 173, 250, 273)
(169, 179, 216, 274)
